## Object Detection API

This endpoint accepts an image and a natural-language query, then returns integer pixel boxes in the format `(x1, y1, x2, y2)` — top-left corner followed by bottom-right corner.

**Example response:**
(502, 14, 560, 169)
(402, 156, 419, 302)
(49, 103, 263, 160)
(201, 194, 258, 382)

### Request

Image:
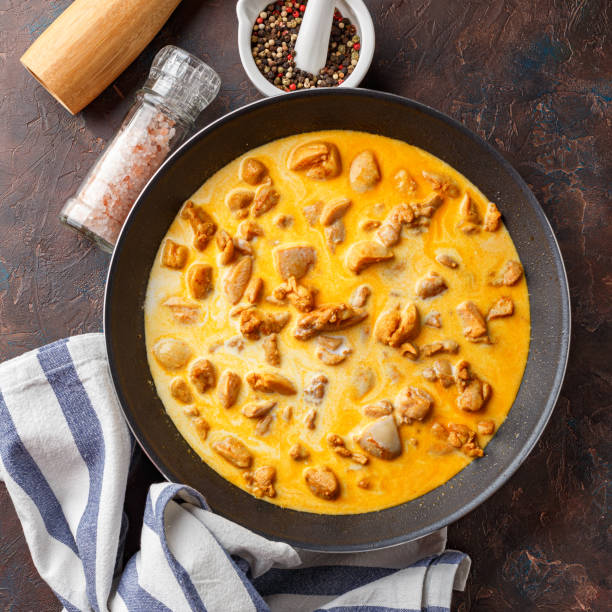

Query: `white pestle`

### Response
(294, 0, 335, 76)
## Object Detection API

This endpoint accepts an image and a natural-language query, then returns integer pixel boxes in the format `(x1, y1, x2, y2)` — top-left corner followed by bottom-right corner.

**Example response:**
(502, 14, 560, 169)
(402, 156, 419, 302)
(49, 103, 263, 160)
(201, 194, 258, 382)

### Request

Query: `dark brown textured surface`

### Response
(0, 0, 610, 610)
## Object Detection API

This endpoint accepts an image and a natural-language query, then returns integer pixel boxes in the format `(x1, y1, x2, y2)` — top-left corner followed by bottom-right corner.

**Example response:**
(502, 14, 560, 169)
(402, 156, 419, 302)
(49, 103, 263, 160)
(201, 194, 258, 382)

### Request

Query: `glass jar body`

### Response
(60, 94, 189, 252)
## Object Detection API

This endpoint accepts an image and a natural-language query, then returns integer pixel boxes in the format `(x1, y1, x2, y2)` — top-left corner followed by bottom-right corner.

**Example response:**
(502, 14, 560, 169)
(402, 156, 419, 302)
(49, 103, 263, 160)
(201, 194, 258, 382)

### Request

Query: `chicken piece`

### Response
(187, 263, 213, 299)
(396, 386, 433, 423)
(457, 378, 490, 412)
(416, 271, 448, 299)
(421, 339, 459, 356)
(304, 466, 340, 500)
(316, 335, 352, 365)
(252, 184, 280, 217)
(364, 400, 394, 417)
(216, 229, 235, 265)
(458, 193, 481, 224)
(262, 333, 281, 366)
(487, 296, 514, 320)
(288, 141, 341, 179)
(225, 188, 254, 214)
(304, 408, 317, 429)
(169, 378, 193, 404)
(161, 239, 188, 269)
(246, 371, 297, 395)
(433, 359, 454, 387)
(349, 150, 381, 192)
(324, 219, 346, 252)
(181, 201, 217, 250)
(289, 443, 310, 461)
(376, 203, 415, 247)
(244, 466, 276, 498)
(447, 423, 484, 457)
(212, 436, 252, 468)
(190, 359, 216, 394)
(374, 302, 420, 348)
(357, 415, 402, 460)
(152, 338, 192, 370)
(345, 241, 393, 274)
(240, 157, 268, 185)
(424, 311, 442, 328)
(237, 220, 264, 241)
(241, 399, 276, 418)
(492, 260, 524, 286)
(163, 297, 200, 324)
(302, 201, 323, 226)
(411, 192, 445, 220)
(320, 197, 352, 226)
(351, 367, 376, 399)
(304, 374, 328, 404)
(478, 419, 495, 435)
(274, 245, 316, 280)
(273, 276, 316, 312)
(239, 309, 291, 340)
(294, 303, 367, 340)
(223, 257, 252, 305)
(274, 214, 293, 228)
(483, 202, 501, 231)
(349, 284, 371, 308)
(435, 253, 459, 269)
(399, 342, 419, 360)
(393, 168, 417, 194)
(233, 237, 253, 256)
(456, 301, 488, 340)
(217, 371, 241, 409)
(244, 277, 264, 304)
(255, 413, 274, 435)
(422, 170, 460, 197)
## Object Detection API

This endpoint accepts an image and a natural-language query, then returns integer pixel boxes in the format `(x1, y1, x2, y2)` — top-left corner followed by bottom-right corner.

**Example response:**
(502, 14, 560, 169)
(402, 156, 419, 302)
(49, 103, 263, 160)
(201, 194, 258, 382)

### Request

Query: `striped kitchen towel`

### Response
(0, 334, 470, 612)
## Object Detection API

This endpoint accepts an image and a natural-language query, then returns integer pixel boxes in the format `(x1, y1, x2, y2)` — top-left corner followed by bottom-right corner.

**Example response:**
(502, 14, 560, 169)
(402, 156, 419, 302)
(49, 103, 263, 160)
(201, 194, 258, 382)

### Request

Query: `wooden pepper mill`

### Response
(20, 0, 182, 114)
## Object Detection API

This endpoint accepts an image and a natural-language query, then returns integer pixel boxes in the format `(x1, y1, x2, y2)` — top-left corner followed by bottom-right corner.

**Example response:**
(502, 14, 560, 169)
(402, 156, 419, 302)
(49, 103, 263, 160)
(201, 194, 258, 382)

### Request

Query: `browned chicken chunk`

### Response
(456, 301, 488, 340)
(217, 371, 241, 408)
(244, 466, 276, 497)
(349, 150, 381, 192)
(294, 303, 367, 340)
(396, 386, 433, 423)
(163, 297, 200, 324)
(288, 141, 341, 179)
(274, 245, 316, 280)
(357, 415, 402, 460)
(492, 260, 524, 286)
(190, 359, 216, 394)
(320, 197, 352, 226)
(181, 201, 217, 250)
(212, 436, 252, 468)
(487, 296, 514, 320)
(304, 466, 340, 500)
(152, 338, 192, 370)
(225, 188, 254, 214)
(187, 263, 213, 299)
(345, 241, 393, 274)
(170, 378, 193, 404)
(262, 333, 281, 366)
(416, 271, 448, 298)
(273, 276, 316, 312)
(304, 374, 328, 404)
(483, 202, 501, 231)
(375, 302, 420, 347)
(252, 184, 280, 217)
(422, 170, 460, 197)
(239, 309, 291, 340)
(223, 256, 252, 304)
(240, 157, 268, 185)
(216, 229, 235, 265)
(161, 239, 188, 269)
(246, 371, 297, 395)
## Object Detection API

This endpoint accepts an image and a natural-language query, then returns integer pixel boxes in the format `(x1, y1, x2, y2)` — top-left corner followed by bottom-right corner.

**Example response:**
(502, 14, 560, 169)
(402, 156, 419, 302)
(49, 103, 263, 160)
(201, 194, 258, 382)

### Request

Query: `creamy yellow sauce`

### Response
(144, 130, 530, 514)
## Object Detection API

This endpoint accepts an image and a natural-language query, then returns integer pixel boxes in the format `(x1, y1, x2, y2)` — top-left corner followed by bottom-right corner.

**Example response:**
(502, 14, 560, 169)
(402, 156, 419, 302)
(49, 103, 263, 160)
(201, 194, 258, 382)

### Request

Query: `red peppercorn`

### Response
(354, 43, 361, 50)
(338, 64, 343, 70)
(293, 10, 299, 17)
(338, 79, 344, 84)
(289, 83, 297, 90)
(287, 54, 293, 61)
(300, 4, 306, 11)
(256, 17, 263, 23)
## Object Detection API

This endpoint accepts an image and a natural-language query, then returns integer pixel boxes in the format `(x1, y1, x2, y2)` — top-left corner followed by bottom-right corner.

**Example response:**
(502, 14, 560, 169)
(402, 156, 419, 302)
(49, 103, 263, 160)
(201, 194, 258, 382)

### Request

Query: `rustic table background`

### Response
(1, 0, 610, 610)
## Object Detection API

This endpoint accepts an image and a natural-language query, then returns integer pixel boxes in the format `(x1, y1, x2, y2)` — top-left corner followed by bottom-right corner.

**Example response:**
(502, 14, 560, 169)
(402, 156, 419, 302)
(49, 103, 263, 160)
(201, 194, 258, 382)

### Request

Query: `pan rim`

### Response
(104, 88, 571, 552)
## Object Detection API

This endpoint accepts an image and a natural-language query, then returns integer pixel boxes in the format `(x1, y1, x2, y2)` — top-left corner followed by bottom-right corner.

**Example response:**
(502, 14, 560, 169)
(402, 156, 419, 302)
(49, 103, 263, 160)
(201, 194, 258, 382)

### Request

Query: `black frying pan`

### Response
(104, 89, 570, 551)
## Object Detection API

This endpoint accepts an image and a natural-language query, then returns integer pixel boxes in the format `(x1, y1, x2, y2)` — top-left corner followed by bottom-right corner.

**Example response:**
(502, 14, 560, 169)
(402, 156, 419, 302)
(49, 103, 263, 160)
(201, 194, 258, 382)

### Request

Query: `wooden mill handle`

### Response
(21, 0, 183, 114)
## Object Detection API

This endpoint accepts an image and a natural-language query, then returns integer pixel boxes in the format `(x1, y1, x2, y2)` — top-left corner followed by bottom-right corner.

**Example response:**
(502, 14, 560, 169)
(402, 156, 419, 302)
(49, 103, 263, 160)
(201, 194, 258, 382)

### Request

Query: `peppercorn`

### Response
(250, 0, 361, 92)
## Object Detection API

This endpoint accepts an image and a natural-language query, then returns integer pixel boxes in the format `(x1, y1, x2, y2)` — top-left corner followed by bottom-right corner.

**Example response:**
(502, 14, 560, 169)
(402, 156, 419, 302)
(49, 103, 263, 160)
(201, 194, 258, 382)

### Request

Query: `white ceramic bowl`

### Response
(236, 0, 375, 97)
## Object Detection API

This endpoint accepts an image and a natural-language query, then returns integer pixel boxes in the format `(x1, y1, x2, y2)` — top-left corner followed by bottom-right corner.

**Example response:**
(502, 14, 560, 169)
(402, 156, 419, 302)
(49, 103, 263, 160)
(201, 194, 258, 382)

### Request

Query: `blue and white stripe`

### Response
(0, 334, 470, 611)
